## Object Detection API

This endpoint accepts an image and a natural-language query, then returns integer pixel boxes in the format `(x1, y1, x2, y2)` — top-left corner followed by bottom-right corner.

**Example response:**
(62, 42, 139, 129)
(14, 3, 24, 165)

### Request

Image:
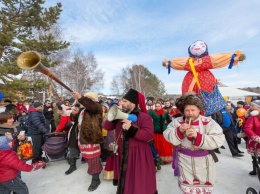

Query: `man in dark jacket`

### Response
(211, 108, 244, 157)
(27, 102, 48, 164)
(43, 100, 54, 132)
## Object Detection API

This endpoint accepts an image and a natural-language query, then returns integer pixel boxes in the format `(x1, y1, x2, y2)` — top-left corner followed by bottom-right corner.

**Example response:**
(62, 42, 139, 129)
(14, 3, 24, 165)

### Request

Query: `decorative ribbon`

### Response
(189, 58, 201, 89)
(168, 61, 171, 74)
(172, 146, 209, 177)
(228, 54, 236, 69)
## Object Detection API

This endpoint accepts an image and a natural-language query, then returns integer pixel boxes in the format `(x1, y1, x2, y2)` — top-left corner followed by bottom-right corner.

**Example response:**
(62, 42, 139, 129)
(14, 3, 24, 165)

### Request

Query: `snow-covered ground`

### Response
(0, 106, 5, 112)
(21, 142, 260, 194)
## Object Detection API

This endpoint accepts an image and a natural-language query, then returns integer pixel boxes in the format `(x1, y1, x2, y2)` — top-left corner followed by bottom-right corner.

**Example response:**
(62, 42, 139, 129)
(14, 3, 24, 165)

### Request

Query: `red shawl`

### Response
(154, 102, 165, 115)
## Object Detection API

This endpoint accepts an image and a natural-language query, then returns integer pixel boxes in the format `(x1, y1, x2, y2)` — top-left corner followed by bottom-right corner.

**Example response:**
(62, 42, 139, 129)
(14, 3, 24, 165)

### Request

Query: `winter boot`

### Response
(81, 156, 86, 163)
(88, 173, 101, 192)
(155, 157, 161, 170)
(65, 158, 77, 175)
(158, 157, 164, 165)
(249, 161, 257, 175)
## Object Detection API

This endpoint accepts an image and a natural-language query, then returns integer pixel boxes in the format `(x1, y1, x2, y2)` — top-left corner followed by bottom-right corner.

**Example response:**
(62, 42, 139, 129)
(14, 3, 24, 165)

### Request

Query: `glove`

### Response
(33, 161, 46, 170)
(127, 114, 137, 122)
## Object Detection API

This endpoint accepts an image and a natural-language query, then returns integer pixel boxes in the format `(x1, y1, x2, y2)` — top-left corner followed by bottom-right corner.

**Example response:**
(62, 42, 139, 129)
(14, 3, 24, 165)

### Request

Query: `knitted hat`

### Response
(237, 101, 245, 106)
(101, 102, 109, 110)
(20, 110, 27, 114)
(56, 102, 63, 110)
(123, 88, 147, 113)
(0, 136, 12, 150)
(84, 92, 98, 102)
(4, 99, 12, 103)
(251, 100, 260, 108)
(33, 102, 43, 108)
(69, 97, 75, 105)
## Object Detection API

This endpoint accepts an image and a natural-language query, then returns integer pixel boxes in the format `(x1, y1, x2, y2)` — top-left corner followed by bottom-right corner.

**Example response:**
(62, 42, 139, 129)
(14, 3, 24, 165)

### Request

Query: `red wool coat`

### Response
(0, 149, 33, 182)
(244, 115, 260, 156)
(55, 115, 71, 133)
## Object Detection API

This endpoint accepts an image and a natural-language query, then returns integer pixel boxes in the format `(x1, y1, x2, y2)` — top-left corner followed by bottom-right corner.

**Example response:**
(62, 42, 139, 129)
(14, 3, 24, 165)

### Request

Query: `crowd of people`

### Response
(0, 91, 260, 194)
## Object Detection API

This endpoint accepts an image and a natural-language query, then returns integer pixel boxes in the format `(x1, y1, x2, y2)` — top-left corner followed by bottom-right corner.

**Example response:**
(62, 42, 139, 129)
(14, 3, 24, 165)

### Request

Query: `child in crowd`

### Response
(0, 136, 45, 194)
(18, 110, 29, 135)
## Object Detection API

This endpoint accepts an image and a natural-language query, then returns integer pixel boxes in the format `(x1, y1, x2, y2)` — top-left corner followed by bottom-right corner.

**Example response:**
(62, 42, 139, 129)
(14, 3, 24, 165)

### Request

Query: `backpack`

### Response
(221, 109, 231, 128)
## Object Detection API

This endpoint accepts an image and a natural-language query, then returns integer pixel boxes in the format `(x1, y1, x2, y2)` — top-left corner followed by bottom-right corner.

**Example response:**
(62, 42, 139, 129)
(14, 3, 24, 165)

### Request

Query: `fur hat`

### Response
(84, 92, 99, 102)
(123, 89, 138, 105)
(33, 102, 43, 108)
(251, 100, 260, 108)
(176, 92, 204, 114)
(0, 136, 12, 150)
(123, 88, 147, 113)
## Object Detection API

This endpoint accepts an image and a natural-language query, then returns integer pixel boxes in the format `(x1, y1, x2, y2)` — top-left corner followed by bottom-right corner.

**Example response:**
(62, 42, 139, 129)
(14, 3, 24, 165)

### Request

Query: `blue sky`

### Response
(48, 0, 260, 95)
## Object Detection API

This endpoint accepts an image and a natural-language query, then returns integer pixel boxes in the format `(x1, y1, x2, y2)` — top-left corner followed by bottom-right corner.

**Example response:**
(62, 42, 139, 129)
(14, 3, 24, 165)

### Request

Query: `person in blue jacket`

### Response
(27, 102, 48, 164)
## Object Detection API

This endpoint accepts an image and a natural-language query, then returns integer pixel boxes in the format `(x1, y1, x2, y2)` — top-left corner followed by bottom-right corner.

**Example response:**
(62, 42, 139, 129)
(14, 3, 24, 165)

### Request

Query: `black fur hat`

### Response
(123, 88, 138, 105)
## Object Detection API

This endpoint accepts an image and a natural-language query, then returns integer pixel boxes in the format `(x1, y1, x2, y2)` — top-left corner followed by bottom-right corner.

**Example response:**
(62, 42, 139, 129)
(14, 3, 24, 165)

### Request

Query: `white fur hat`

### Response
(84, 92, 98, 102)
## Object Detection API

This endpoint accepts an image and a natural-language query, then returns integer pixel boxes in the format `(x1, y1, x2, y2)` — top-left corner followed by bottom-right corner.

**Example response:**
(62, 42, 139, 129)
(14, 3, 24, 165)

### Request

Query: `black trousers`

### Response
(31, 134, 45, 162)
(50, 119, 56, 132)
(223, 126, 239, 155)
(0, 177, 29, 194)
(45, 119, 56, 133)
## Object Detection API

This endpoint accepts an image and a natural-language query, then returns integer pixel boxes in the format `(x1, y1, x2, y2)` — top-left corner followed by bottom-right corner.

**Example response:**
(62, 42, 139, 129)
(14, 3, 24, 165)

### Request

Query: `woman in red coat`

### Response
(244, 100, 260, 175)
(55, 104, 72, 133)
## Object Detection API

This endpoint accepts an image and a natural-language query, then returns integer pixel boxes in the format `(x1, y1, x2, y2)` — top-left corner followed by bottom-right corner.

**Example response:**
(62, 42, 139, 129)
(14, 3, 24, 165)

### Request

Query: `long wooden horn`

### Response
(17, 51, 73, 92)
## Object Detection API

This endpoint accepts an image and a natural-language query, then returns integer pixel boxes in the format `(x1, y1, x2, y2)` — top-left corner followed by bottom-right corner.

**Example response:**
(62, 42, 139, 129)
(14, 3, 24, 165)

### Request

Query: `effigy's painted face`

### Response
(189, 40, 207, 57)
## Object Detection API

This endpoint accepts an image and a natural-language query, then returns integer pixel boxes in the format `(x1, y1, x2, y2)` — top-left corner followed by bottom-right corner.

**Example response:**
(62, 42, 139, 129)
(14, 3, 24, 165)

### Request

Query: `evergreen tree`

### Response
(0, 0, 69, 101)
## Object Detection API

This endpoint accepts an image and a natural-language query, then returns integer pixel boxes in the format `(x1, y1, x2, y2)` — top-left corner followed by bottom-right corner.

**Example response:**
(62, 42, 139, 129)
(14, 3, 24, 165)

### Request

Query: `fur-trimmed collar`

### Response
(0, 122, 19, 129)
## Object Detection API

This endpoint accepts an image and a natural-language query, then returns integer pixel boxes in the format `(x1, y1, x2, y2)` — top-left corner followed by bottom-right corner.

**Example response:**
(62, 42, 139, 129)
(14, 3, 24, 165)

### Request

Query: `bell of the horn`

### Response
(107, 105, 137, 122)
(17, 51, 41, 70)
(17, 51, 73, 92)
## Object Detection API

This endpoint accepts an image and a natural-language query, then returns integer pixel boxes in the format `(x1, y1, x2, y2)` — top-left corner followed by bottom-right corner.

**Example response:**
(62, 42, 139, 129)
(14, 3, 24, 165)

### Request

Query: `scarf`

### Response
(154, 102, 165, 115)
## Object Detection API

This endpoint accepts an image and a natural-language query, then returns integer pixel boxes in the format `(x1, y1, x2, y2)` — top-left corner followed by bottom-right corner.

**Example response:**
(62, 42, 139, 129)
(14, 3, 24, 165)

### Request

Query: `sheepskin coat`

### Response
(78, 96, 104, 144)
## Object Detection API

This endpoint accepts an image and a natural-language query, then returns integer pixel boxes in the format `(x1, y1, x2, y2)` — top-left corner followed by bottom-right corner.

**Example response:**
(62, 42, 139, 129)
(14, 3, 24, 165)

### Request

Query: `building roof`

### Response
(219, 86, 260, 97)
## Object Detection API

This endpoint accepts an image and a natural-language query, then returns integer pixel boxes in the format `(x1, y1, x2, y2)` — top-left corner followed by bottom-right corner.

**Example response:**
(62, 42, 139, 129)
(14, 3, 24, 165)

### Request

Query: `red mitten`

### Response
(33, 161, 46, 170)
